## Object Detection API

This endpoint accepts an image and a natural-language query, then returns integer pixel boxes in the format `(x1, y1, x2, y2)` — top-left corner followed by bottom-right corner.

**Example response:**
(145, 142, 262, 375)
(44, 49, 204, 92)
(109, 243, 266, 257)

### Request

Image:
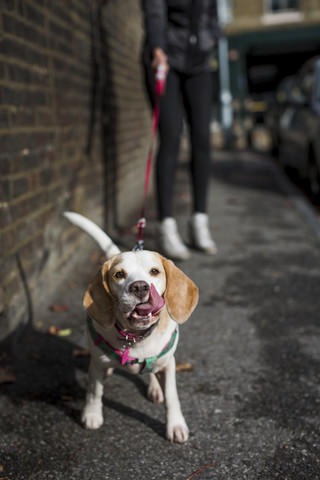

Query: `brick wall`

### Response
(0, 0, 151, 339)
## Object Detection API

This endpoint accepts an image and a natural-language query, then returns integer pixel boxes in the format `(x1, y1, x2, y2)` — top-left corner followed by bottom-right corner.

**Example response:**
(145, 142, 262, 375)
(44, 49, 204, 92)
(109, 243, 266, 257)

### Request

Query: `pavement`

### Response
(1, 148, 320, 480)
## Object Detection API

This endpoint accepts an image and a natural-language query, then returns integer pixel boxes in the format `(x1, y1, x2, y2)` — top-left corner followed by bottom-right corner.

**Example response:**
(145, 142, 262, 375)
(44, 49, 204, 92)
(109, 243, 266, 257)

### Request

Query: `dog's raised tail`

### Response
(63, 211, 121, 259)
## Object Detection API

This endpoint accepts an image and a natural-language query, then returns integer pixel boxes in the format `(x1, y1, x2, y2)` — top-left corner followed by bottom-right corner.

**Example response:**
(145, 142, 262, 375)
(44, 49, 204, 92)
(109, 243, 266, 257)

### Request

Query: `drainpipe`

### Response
(217, 0, 233, 144)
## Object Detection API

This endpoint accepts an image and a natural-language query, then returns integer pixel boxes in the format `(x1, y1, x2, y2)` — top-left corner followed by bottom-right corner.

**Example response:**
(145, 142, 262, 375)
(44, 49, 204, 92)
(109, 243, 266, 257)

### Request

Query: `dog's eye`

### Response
(150, 268, 160, 276)
(114, 271, 126, 279)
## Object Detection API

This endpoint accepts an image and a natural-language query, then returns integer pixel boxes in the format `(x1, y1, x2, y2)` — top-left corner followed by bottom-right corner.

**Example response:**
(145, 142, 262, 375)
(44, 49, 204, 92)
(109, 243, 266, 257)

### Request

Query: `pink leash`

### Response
(133, 64, 167, 251)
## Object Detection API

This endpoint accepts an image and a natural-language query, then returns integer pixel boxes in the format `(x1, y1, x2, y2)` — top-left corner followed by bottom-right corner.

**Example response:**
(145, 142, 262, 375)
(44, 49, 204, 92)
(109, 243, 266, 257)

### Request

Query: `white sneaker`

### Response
(189, 213, 217, 255)
(159, 217, 191, 260)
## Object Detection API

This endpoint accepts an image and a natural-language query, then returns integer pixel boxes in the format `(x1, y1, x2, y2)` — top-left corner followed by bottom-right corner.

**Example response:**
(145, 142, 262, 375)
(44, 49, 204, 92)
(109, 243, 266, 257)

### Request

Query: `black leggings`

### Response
(145, 68, 213, 220)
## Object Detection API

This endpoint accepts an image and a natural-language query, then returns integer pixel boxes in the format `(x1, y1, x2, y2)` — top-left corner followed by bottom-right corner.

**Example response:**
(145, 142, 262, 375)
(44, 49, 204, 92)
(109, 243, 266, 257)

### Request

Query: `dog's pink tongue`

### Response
(135, 283, 165, 316)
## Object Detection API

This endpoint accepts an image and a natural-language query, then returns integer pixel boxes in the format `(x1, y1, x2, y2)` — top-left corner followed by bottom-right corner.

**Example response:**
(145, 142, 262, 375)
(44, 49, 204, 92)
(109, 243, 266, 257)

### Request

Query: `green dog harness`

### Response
(87, 316, 177, 375)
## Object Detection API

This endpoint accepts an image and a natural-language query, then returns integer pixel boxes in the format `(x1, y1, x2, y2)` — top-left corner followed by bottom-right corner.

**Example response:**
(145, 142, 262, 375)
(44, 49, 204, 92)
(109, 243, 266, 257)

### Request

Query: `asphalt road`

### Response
(1, 149, 319, 480)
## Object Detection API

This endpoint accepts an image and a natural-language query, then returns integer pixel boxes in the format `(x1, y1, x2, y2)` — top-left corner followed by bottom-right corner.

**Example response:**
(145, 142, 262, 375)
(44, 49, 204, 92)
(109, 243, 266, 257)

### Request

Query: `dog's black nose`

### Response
(129, 281, 149, 300)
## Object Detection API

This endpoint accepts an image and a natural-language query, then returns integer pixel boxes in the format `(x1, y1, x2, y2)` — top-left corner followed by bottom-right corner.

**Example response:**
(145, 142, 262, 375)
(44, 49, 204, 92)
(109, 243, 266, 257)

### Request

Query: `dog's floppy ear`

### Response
(83, 261, 115, 329)
(161, 257, 198, 324)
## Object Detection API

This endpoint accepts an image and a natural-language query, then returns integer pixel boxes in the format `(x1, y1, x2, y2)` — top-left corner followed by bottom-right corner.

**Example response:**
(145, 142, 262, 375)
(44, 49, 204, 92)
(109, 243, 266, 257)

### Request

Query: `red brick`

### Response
(0, 37, 48, 68)
(8, 64, 50, 86)
(0, 109, 9, 128)
(2, 226, 17, 254)
(0, 179, 10, 202)
(0, 206, 11, 229)
(10, 106, 35, 128)
(11, 177, 29, 199)
(3, 13, 47, 46)
(3, 85, 47, 108)
(2, 0, 15, 10)
(23, 3, 45, 27)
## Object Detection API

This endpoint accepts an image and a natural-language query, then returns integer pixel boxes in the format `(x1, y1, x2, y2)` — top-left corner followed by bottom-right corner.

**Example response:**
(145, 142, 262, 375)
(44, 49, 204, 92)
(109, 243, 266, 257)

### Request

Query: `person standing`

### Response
(142, 0, 220, 260)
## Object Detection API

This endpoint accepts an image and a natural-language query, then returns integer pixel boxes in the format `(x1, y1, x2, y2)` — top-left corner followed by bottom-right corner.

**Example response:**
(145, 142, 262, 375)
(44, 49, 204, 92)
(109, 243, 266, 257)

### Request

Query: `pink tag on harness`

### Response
(122, 346, 130, 365)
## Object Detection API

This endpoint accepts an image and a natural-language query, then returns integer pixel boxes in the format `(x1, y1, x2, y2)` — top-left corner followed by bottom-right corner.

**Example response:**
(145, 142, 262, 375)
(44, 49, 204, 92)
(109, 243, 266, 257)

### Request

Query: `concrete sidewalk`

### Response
(1, 149, 320, 480)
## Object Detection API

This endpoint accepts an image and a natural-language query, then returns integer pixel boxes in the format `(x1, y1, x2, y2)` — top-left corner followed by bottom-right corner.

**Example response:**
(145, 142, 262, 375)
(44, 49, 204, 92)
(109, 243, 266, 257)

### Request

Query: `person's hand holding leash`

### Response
(152, 48, 168, 97)
(152, 47, 169, 72)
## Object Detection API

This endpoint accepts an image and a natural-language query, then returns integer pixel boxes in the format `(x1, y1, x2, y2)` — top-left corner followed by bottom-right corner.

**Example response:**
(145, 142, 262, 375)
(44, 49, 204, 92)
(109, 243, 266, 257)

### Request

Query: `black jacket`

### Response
(142, 0, 220, 74)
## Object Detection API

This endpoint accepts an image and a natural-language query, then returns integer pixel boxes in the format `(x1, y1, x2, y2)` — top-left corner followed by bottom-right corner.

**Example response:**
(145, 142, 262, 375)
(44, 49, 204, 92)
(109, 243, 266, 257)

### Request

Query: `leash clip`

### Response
(132, 239, 144, 251)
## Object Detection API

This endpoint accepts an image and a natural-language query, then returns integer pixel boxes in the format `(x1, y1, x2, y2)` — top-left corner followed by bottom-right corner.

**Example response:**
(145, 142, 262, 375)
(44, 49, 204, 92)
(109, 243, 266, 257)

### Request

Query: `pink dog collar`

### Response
(87, 316, 177, 374)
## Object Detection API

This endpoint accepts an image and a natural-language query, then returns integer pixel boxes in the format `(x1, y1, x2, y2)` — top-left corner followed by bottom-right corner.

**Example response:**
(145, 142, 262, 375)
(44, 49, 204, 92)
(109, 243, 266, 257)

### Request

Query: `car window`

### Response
(284, 58, 320, 107)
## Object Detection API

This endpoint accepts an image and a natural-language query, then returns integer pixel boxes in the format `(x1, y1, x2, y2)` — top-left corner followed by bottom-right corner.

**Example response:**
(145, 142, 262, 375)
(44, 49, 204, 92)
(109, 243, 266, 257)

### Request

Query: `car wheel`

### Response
(308, 158, 320, 203)
(278, 142, 294, 175)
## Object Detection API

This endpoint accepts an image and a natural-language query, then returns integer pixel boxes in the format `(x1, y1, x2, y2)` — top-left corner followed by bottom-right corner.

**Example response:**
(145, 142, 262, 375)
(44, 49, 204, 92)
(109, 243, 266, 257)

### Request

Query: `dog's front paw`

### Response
(166, 420, 189, 443)
(147, 373, 164, 404)
(147, 384, 164, 404)
(81, 406, 103, 430)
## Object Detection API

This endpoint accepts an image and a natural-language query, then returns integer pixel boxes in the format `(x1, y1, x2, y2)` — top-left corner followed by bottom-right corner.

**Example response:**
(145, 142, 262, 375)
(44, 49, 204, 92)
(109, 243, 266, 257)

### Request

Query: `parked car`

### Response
(277, 56, 320, 201)
(265, 75, 296, 155)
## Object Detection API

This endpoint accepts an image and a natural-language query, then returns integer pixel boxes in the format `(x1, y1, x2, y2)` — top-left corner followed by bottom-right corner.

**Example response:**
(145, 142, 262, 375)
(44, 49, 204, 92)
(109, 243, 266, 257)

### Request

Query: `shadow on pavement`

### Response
(0, 324, 167, 440)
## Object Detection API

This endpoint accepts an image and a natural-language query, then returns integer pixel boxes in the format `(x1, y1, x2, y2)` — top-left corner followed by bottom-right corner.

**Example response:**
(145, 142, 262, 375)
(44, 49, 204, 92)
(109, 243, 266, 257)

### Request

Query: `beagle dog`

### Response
(64, 212, 198, 443)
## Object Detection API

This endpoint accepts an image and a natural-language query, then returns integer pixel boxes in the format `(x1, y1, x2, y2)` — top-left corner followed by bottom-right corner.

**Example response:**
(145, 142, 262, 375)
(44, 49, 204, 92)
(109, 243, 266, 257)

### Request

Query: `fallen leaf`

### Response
(48, 325, 60, 335)
(0, 367, 16, 385)
(57, 328, 72, 337)
(72, 348, 90, 357)
(48, 327, 71, 336)
(176, 362, 194, 372)
(49, 303, 69, 312)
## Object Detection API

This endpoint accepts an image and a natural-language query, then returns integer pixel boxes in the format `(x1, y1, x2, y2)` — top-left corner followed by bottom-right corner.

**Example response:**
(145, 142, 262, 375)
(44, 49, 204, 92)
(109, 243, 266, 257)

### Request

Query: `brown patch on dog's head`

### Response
(84, 252, 198, 329)
(161, 256, 198, 324)
(83, 260, 115, 329)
